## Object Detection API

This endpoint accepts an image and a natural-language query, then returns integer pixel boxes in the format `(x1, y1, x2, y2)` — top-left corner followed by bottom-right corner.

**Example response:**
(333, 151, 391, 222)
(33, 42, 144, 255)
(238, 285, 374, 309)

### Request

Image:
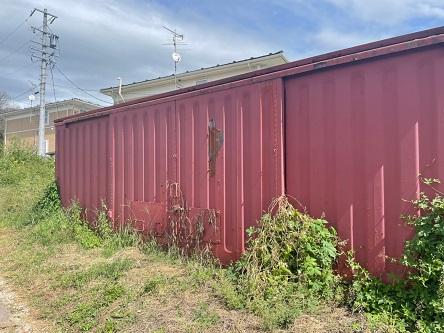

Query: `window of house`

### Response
(45, 110, 49, 125)
(44, 140, 49, 153)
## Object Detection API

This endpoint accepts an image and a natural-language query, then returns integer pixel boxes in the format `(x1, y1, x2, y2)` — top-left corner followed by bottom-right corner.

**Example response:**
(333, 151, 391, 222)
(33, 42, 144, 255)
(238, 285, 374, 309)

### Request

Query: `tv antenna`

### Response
(163, 26, 184, 89)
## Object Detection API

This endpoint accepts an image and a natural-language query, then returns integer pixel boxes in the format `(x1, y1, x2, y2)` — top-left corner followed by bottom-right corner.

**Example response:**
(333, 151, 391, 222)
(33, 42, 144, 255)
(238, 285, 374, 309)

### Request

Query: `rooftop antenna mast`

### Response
(163, 26, 184, 89)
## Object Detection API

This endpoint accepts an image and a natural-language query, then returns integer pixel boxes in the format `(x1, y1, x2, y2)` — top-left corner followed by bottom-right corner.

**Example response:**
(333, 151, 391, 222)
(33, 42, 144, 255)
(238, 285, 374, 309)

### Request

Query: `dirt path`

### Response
(0, 280, 37, 333)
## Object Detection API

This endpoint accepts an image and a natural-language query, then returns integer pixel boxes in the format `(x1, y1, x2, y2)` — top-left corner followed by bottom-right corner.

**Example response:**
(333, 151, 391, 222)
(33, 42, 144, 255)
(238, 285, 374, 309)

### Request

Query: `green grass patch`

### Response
(60, 259, 133, 289)
(0, 142, 381, 332)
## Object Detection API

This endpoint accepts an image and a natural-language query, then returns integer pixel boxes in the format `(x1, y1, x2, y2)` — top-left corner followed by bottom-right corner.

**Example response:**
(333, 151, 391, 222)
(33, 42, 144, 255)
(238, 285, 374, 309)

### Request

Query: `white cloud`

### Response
(417, 2, 444, 18)
(326, 0, 444, 24)
(0, 0, 442, 106)
(311, 28, 381, 52)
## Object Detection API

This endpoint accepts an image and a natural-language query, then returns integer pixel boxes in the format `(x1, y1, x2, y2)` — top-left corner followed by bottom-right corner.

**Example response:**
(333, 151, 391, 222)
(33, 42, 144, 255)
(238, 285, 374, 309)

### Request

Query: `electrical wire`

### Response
(11, 88, 33, 100)
(0, 34, 38, 63)
(54, 65, 112, 105)
(51, 83, 98, 92)
(0, 16, 30, 46)
(2, 62, 37, 77)
(49, 63, 60, 117)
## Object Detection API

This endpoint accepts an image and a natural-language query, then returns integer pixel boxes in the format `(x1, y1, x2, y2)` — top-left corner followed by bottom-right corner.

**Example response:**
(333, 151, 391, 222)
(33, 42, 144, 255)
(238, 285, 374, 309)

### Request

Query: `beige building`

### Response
(2, 98, 99, 154)
(100, 51, 289, 104)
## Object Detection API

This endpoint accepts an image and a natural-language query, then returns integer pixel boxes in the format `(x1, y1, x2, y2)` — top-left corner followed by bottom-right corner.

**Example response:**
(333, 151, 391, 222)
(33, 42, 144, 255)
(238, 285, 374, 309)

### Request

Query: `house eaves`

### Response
(100, 51, 288, 96)
(1, 98, 100, 120)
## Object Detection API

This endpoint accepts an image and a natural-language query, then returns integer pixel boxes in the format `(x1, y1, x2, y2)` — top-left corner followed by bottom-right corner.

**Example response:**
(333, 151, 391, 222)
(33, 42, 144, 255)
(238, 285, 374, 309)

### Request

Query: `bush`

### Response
(347, 177, 444, 332)
(0, 139, 55, 227)
(233, 196, 342, 328)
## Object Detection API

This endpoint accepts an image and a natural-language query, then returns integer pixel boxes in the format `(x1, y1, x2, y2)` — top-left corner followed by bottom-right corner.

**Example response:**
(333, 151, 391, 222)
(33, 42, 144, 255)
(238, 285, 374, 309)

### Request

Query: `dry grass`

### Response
(0, 149, 372, 332)
(0, 222, 373, 332)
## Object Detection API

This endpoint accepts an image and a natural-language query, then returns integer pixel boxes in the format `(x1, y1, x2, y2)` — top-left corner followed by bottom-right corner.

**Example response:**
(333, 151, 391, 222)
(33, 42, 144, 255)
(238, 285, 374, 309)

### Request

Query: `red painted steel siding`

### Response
(55, 116, 111, 220)
(285, 45, 444, 275)
(55, 27, 444, 275)
(56, 80, 285, 264)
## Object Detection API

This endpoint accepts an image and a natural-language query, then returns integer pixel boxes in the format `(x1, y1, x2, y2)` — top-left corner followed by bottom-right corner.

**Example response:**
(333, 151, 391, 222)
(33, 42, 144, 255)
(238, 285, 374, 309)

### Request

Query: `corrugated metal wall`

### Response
(56, 115, 111, 221)
(56, 28, 444, 275)
(285, 45, 444, 274)
(56, 80, 284, 264)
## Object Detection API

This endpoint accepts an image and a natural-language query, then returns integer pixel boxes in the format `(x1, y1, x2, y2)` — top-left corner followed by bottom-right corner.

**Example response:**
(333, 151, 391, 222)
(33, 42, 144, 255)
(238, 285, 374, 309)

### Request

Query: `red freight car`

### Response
(55, 26, 444, 275)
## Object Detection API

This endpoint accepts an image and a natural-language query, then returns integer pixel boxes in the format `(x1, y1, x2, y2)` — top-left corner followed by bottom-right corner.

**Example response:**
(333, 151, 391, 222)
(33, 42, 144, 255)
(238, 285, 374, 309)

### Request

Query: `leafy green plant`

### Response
(0, 138, 50, 187)
(346, 177, 444, 332)
(29, 180, 61, 224)
(64, 202, 103, 249)
(193, 301, 219, 328)
(233, 196, 342, 328)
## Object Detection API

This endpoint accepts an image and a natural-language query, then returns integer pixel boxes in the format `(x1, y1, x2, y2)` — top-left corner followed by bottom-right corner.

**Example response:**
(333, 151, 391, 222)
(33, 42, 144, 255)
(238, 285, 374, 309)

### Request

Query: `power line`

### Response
(51, 83, 98, 92)
(1, 62, 37, 77)
(0, 15, 30, 46)
(12, 88, 33, 100)
(0, 34, 38, 63)
(49, 64, 59, 117)
(54, 65, 112, 105)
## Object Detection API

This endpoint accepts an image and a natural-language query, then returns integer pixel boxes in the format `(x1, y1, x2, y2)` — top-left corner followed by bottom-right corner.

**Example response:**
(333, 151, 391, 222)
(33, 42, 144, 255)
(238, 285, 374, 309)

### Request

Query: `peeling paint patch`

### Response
(208, 119, 223, 177)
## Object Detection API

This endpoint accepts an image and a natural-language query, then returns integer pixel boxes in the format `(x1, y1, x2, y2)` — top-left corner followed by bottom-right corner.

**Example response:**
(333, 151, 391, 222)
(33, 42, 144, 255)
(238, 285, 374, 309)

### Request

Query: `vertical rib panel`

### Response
(91, 122, 98, 212)
(323, 81, 337, 223)
(207, 97, 216, 211)
(350, 72, 367, 269)
(243, 88, 263, 245)
(143, 110, 155, 202)
(193, 101, 207, 209)
(133, 113, 143, 201)
(223, 94, 237, 253)
(285, 46, 444, 276)
(260, 82, 275, 211)
(155, 109, 165, 202)
(166, 106, 177, 189)
(178, 102, 192, 203)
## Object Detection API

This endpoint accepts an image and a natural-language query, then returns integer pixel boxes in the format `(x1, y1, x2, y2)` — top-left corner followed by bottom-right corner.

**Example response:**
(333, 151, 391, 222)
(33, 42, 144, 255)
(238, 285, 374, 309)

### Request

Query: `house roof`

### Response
(100, 51, 288, 93)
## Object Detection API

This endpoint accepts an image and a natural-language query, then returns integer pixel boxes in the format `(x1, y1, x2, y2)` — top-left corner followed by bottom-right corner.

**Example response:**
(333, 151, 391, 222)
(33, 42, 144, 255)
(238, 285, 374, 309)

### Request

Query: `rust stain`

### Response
(208, 118, 223, 177)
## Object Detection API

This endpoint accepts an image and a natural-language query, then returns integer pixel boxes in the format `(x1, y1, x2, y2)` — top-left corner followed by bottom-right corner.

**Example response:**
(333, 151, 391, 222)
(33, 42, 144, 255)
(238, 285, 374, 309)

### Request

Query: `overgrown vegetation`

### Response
(344, 177, 444, 332)
(6, 142, 444, 332)
(0, 142, 268, 332)
(0, 141, 142, 332)
(223, 197, 343, 329)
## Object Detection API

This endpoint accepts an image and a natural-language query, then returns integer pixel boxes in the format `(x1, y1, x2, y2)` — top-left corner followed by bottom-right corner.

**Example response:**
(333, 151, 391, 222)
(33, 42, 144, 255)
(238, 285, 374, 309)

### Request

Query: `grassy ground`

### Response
(0, 143, 373, 332)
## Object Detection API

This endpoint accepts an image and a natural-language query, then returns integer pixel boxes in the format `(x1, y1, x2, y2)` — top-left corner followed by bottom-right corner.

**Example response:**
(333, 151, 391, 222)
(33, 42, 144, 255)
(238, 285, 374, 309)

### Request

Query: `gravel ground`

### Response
(0, 280, 36, 333)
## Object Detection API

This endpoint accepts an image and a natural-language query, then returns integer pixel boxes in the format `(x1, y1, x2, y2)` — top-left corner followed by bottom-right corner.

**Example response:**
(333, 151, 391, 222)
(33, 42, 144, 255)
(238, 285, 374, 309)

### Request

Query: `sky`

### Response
(0, 0, 443, 108)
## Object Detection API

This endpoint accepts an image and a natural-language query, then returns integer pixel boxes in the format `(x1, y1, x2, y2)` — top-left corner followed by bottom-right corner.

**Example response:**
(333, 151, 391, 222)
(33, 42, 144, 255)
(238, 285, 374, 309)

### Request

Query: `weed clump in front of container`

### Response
(231, 196, 342, 329)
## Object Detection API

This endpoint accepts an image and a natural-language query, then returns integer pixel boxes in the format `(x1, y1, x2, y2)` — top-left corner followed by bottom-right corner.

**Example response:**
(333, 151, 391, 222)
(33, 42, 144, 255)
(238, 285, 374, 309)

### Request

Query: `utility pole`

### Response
(30, 8, 57, 156)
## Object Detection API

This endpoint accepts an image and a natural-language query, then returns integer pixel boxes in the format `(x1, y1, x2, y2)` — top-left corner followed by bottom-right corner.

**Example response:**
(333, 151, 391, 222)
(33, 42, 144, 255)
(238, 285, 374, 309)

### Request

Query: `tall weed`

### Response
(233, 196, 342, 328)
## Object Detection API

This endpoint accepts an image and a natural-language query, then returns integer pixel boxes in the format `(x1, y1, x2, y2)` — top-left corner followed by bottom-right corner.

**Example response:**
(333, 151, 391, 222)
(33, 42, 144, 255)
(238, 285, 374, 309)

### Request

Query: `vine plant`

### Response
(348, 177, 444, 332)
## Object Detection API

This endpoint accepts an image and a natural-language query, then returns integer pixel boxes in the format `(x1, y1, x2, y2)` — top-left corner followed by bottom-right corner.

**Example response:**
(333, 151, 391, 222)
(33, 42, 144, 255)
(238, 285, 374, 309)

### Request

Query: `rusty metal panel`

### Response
(56, 80, 284, 264)
(285, 45, 444, 276)
(129, 201, 165, 236)
(55, 26, 444, 273)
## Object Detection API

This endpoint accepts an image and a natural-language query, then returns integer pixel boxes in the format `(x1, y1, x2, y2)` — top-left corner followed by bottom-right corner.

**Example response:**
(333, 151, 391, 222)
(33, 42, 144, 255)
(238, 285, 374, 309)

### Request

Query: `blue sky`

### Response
(0, 0, 443, 107)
